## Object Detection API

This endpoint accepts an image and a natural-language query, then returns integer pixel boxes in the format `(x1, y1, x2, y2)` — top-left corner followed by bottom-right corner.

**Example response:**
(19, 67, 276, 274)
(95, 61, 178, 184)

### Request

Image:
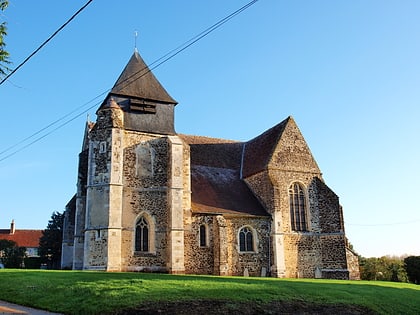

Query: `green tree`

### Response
(0, 239, 26, 268)
(359, 257, 378, 280)
(0, 238, 15, 251)
(0, 0, 11, 77)
(359, 256, 408, 282)
(404, 256, 420, 284)
(39, 211, 64, 269)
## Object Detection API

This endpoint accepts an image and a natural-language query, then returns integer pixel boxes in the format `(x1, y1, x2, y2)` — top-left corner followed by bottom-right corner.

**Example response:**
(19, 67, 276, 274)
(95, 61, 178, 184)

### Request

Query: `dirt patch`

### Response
(115, 300, 376, 315)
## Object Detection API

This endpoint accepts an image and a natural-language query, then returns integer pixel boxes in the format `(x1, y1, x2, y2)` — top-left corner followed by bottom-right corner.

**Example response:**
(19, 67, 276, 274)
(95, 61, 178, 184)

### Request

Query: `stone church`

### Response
(61, 49, 360, 280)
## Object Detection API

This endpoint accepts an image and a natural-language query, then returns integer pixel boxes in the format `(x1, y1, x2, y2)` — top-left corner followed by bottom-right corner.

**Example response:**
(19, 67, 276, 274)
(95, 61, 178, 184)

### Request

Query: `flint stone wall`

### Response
(121, 132, 171, 272)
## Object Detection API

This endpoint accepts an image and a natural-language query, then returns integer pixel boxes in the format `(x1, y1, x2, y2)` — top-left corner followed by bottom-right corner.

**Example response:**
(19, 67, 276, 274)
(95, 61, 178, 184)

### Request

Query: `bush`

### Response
(404, 256, 420, 285)
(359, 256, 408, 282)
(24, 257, 42, 269)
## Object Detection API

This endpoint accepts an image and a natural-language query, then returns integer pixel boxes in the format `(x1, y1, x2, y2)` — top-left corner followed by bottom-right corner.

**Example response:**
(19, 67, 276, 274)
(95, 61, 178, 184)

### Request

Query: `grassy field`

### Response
(0, 270, 419, 314)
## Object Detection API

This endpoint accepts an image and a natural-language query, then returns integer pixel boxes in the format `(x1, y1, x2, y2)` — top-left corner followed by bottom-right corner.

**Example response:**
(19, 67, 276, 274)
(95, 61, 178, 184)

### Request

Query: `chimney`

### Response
(10, 220, 15, 235)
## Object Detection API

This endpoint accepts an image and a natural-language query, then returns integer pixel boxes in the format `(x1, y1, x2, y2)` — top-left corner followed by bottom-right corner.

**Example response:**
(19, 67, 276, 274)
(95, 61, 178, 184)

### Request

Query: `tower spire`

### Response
(134, 30, 138, 53)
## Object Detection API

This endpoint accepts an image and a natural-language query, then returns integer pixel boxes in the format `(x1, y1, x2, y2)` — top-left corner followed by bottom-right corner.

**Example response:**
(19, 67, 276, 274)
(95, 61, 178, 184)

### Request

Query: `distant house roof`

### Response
(0, 229, 43, 248)
(180, 135, 268, 217)
(105, 50, 177, 106)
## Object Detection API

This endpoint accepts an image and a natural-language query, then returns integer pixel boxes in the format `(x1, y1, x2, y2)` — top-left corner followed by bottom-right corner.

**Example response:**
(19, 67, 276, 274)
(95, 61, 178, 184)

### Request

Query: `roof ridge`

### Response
(179, 134, 241, 144)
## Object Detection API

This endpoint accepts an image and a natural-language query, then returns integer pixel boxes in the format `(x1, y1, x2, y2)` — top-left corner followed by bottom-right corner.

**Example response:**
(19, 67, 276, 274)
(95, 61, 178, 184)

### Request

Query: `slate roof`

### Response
(190, 165, 268, 216)
(0, 229, 43, 248)
(109, 50, 177, 105)
(242, 116, 290, 178)
(179, 135, 243, 170)
(180, 134, 268, 217)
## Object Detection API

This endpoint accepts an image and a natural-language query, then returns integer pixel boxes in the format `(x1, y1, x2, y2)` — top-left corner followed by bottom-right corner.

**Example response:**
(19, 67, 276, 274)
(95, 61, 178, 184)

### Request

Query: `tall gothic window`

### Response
(135, 217, 149, 252)
(289, 182, 308, 232)
(239, 227, 254, 252)
(199, 225, 207, 247)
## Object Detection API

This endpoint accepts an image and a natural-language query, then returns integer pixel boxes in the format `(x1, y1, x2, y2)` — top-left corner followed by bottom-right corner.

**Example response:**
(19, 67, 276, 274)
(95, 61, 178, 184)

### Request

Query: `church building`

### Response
(61, 49, 360, 280)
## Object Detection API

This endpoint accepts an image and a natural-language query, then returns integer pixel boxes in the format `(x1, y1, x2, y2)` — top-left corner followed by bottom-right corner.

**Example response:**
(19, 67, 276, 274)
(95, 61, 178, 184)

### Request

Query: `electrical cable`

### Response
(0, 0, 260, 161)
(0, 0, 93, 86)
(0, 91, 107, 157)
(0, 101, 101, 162)
(113, 0, 259, 93)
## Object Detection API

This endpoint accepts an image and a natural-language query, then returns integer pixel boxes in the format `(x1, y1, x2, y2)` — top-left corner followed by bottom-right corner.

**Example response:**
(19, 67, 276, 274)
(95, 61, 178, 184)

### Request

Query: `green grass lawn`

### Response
(0, 270, 419, 314)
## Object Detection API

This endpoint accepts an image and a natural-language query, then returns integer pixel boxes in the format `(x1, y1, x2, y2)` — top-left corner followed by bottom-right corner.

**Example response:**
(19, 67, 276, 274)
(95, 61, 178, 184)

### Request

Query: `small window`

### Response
(95, 229, 101, 240)
(135, 217, 149, 252)
(199, 225, 207, 247)
(289, 182, 308, 232)
(99, 141, 107, 153)
(239, 227, 254, 252)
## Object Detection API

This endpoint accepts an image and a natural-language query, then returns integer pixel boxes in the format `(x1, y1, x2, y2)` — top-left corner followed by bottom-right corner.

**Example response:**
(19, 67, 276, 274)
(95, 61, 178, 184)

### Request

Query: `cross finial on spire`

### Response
(134, 30, 139, 52)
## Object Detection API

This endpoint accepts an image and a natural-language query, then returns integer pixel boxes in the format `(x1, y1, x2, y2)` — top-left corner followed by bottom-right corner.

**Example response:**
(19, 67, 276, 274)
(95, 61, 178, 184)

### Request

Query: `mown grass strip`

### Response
(0, 270, 419, 314)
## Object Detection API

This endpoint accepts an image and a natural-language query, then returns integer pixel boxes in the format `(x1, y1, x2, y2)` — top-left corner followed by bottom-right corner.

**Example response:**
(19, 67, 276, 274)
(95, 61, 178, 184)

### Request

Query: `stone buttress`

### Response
(83, 100, 124, 270)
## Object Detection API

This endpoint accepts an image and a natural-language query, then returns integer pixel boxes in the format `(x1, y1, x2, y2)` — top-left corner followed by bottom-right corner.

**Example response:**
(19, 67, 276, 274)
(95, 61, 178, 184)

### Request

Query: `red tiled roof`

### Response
(0, 230, 43, 248)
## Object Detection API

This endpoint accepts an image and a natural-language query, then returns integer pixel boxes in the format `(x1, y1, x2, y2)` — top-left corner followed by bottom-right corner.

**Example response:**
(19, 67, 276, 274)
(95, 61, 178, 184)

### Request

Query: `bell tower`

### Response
(81, 49, 185, 272)
(98, 50, 178, 135)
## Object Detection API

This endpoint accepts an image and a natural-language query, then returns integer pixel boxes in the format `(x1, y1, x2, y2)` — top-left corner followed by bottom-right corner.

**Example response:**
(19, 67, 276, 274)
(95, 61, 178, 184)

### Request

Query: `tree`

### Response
(0, 0, 11, 77)
(39, 211, 64, 269)
(0, 239, 26, 268)
(404, 256, 420, 285)
(359, 256, 408, 282)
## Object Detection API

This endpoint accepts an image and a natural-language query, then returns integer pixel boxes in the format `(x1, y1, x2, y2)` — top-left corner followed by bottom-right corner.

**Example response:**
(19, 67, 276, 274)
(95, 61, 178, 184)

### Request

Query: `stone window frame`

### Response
(238, 225, 258, 253)
(135, 142, 156, 177)
(133, 211, 156, 254)
(288, 181, 310, 232)
(135, 217, 149, 251)
(199, 224, 209, 247)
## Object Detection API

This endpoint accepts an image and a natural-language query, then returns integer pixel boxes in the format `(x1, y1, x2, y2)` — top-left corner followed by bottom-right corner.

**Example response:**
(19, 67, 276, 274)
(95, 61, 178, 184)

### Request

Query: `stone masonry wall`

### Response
(184, 215, 215, 275)
(225, 217, 270, 277)
(244, 117, 351, 279)
(84, 115, 114, 269)
(346, 247, 361, 280)
(120, 132, 170, 272)
(184, 215, 270, 276)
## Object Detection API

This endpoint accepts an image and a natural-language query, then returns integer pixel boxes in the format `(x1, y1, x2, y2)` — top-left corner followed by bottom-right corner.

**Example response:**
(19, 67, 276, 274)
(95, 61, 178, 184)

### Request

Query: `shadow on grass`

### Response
(0, 270, 419, 315)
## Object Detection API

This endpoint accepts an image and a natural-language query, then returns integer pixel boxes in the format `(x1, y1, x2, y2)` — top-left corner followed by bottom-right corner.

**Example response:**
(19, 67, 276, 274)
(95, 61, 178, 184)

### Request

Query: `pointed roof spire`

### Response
(110, 50, 177, 105)
(134, 30, 139, 53)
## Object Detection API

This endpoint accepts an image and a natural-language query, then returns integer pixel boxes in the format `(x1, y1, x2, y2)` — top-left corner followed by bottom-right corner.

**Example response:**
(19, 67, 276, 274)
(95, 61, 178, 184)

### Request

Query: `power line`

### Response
(0, 91, 107, 157)
(0, 101, 101, 162)
(0, 0, 260, 161)
(113, 0, 260, 93)
(0, 0, 93, 86)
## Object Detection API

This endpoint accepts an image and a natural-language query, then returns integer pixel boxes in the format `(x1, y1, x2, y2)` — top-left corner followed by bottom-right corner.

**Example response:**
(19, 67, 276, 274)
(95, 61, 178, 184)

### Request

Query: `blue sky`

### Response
(1, 0, 419, 258)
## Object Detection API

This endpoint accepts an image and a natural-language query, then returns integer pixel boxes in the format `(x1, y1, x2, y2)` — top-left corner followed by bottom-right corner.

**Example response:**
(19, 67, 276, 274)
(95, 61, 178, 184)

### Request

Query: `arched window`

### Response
(199, 225, 207, 247)
(289, 182, 308, 232)
(135, 216, 149, 252)
(239, 227, 254, 252)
